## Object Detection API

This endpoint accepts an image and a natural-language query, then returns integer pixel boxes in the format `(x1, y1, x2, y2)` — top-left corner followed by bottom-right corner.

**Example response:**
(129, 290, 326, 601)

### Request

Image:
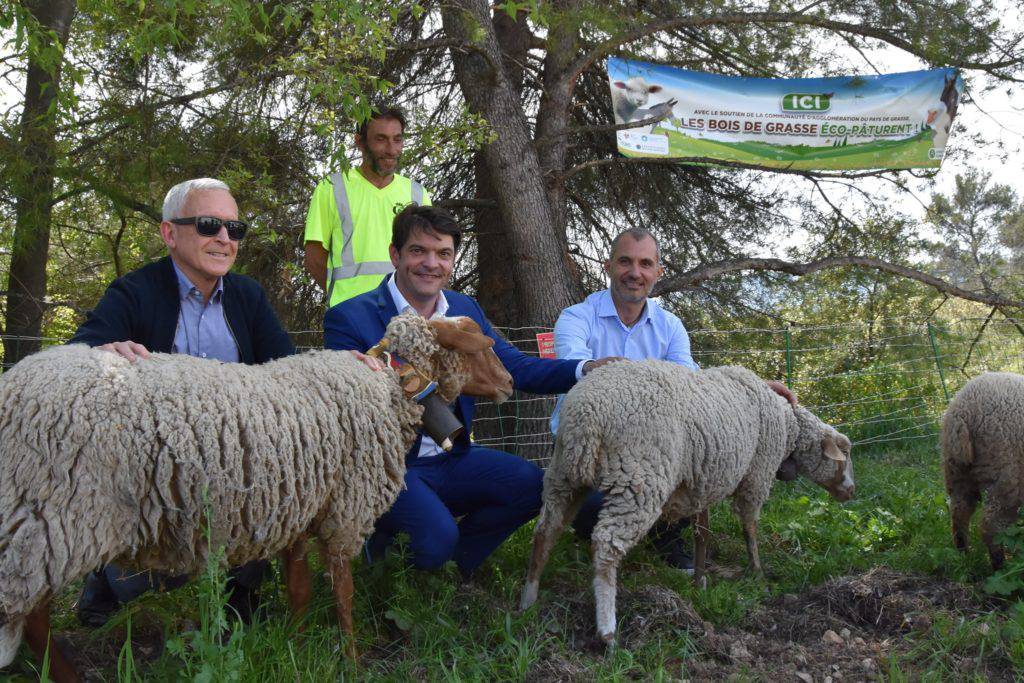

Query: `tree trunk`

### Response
(474, 7, 531, 328)
(2, 0, 77, 368)
(442, 0, 576, 327)
(533, 0, 583, 286)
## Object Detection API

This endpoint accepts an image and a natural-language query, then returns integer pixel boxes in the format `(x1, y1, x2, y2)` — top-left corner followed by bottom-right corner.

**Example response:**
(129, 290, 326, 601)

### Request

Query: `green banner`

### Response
(609, 58, 961, 171)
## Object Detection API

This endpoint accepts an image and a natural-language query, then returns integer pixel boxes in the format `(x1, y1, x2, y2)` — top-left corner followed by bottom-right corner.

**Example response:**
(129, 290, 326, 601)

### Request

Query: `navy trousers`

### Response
(100, 560, 267, 603)
(369, 445, 544, 575)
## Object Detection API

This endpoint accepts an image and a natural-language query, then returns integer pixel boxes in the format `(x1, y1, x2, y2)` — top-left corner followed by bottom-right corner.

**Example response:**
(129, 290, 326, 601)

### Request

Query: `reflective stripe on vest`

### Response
(326, 172, 426, 304)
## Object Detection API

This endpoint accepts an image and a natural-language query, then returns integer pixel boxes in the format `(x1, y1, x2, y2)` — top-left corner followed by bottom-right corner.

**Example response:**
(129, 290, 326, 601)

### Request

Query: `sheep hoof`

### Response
(695, 574, 708, 590)
(600, 632, 617, 652)
(519, 585, 538, 612)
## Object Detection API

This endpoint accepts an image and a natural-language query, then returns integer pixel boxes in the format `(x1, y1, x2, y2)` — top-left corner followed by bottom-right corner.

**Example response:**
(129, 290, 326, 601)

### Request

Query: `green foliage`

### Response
(926, 169, 1024, 297)
(163, 500, 246, 682)
(984, 522, 1024, 597)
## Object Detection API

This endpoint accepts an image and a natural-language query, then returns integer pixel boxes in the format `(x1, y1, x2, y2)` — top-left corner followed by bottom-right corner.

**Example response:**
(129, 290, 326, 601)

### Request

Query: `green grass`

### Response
(626, 126, 941, 170)
(4, 443, 1021, 681)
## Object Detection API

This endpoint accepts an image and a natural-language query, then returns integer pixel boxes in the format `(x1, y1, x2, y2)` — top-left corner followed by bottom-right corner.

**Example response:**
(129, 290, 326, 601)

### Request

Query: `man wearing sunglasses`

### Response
(68, 177, 296, 627)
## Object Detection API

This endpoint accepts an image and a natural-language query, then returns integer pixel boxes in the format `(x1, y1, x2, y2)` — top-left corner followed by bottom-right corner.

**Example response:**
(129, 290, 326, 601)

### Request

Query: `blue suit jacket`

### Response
(324, 279, 579, 455)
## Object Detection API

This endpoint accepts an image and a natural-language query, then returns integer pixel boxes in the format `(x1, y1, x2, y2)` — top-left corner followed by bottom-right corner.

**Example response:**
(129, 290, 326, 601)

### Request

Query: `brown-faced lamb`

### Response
(520, 362, 854, 646)
(0, 312, 511, 682)
(941, 371, 1024, 570)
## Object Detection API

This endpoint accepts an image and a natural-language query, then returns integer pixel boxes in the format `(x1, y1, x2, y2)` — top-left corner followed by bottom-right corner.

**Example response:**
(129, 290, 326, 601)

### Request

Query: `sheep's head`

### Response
(376, 312, 513, 404)
(613, 77, 662, 108)
(787, 406, 855, 502)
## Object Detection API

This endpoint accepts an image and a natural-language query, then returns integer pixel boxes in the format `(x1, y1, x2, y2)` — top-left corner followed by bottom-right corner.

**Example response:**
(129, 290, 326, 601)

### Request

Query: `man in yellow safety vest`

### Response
(304, 105, 431, 306)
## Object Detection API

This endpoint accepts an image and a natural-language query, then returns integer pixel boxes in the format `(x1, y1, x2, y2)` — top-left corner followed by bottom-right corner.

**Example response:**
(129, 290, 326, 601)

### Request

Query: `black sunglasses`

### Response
(170, 216, 248, 241)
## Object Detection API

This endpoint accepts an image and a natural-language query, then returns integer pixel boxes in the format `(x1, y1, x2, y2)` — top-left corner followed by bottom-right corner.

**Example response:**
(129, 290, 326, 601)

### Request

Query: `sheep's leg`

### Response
(282, 539, 312, 625)
(981, 502, 1020, 570)
(741, 516, 762, 577)
(520, 487, 588, 611)
(733, 496, 765, 577)
(949, 487, 979, 553)
(321, 546, 358, 660)
(592, 553, 620, 648)
(692, 509, 710, 588)
(590, 490, 666, 646)
(24, 603, 80, 683)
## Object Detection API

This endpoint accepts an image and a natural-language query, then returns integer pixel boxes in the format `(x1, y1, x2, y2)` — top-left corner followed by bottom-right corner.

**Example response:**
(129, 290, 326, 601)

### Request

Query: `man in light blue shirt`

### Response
(551, 228, 700, 570)
(552, 228, 796, 571)
(171, 259, 241, 362)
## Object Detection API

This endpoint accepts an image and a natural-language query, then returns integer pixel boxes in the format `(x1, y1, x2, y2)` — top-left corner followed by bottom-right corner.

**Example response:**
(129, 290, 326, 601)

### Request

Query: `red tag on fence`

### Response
(536, 332, 556, 359)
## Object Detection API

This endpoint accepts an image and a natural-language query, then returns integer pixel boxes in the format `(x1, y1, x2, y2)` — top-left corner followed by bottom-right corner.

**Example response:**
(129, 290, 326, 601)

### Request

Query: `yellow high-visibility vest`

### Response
(304, 169, 430, 307)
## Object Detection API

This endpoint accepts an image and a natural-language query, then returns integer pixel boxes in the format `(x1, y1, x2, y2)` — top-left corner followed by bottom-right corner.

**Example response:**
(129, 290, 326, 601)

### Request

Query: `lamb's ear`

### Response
(613, 81, 627, 89)
(429, 318, 494, 353)
(822, 436, 846, 462)
(648, 84, 663, 93)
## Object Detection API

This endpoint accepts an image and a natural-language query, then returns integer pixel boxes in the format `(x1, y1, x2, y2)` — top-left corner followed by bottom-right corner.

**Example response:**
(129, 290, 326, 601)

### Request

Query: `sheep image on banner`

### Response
(607, 56, 961, 171)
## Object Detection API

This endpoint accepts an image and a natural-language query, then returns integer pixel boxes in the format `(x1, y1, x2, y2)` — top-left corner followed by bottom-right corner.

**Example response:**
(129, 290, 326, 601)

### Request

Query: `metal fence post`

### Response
(927, 321, 950, 402)
(784, 324, 794, 389)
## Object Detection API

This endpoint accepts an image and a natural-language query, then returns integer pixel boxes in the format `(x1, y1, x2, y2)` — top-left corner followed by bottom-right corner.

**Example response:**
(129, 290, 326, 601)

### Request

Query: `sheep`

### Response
(519, 362, 854, 646)
(0, 312, 511, 681)
(611, 76, 679, 132)
(941, 372, 1024, 570)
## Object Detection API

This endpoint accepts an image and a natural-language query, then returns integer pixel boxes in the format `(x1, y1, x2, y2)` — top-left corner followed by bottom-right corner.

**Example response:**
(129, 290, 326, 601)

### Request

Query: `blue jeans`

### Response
(368, 445, 544, 575)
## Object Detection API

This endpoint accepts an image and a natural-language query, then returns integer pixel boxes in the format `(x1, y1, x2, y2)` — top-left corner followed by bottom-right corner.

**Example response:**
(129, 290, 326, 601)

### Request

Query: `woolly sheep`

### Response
(520, 362, 855, 645)
(610, 77, 660, 120)
(0, 312, 511, 680)
(941, 372, 1024, 570)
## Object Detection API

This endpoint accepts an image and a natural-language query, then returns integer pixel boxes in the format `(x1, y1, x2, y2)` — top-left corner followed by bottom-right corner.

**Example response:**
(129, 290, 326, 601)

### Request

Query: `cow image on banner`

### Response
(607, 57, 962, 171)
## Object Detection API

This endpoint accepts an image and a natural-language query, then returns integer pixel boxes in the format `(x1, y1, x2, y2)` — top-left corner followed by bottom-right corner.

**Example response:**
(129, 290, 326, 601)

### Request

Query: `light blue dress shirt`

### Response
(550, 288, 698, 434)
(171, 259, 240, 363)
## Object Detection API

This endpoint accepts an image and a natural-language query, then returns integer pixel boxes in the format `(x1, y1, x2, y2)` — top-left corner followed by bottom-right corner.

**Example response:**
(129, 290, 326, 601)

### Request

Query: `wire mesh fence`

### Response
(4, 316, 1022, 467)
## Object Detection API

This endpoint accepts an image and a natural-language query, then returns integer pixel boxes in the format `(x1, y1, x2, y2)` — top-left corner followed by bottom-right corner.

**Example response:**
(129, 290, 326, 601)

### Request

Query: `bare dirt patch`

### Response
(526, 567, 1015, 682)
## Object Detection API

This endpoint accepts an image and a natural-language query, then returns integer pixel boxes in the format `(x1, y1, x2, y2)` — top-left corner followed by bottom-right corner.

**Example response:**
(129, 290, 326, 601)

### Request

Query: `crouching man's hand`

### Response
(582, 356, 626, 376)
(766, 380, 797, 407)
(351, 350, 385, 371)
(98, 341, 151, 362)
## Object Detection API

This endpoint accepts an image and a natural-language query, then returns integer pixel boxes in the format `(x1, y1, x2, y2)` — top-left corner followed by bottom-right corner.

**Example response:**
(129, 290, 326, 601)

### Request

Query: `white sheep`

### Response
(520, 362, 854, 645)
(611, 76, 678, 132)
(941, 372, 1024, 570)
(0, 313, 510, 680)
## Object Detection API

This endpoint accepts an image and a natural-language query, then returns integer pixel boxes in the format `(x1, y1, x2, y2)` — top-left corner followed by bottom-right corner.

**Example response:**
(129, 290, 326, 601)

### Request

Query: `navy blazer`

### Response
(70, 256, 295, 364)
(324, 279, 579, 454)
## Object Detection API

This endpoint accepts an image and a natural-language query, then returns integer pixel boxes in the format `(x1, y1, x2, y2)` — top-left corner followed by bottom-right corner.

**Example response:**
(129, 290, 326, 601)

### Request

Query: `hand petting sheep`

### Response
(520, 362, 854, 647)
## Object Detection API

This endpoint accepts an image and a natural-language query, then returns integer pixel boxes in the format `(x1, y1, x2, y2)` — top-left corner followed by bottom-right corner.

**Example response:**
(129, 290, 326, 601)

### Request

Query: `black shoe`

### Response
(225, 582, 262, 625)
(77, 569, 120, 627)
(649, 520, 695, 574)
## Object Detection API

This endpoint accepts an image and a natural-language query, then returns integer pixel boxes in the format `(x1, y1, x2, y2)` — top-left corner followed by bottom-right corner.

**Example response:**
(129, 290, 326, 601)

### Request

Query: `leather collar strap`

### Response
(365, 340, 438, 402)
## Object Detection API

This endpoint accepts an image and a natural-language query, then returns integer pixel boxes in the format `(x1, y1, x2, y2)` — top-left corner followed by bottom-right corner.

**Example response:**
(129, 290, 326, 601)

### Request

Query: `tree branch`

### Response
(535, 111, 672, 146)
(654, 256, 1024, 309)
(566, 11, 1024, 86)
(960, 306, 996, 373)
(437, 197, 498, 209)
(561, 155, 899, 181)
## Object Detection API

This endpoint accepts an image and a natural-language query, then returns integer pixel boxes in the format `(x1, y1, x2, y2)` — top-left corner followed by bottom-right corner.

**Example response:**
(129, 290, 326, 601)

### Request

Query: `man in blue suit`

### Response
(324, 204, 615, 580)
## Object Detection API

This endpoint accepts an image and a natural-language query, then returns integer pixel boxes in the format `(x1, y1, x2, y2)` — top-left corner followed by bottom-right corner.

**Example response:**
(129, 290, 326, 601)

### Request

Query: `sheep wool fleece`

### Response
(941, 371, 1024, 565)
(550, 362, 801, 535)
(0, 343, 420, 646)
